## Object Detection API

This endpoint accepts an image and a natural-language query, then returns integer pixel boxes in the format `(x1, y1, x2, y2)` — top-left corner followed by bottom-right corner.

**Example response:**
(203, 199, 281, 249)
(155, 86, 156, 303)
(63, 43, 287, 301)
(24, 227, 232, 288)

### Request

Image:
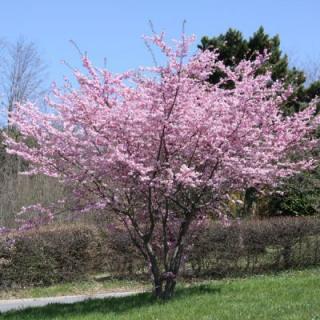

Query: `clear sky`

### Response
(1, 0, 320, 85)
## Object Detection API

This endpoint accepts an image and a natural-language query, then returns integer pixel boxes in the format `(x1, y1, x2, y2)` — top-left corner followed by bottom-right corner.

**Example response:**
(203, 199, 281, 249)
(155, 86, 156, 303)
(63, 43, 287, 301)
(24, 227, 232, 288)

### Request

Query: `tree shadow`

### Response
(0, 285, 220, 319)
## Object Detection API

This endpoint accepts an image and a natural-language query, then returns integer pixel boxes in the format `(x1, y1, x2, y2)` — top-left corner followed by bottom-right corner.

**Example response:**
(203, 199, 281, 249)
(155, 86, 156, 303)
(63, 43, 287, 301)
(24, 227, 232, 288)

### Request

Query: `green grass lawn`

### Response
(1, 268, 320, 320)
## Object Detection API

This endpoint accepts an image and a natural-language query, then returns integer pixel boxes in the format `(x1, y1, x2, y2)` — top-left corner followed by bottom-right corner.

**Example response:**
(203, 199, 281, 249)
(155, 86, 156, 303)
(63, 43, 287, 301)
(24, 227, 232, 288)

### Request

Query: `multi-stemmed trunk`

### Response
(146, 215, 193, 300)
(150, 260, 179, 299)
(153, 273, 177, 300)
(150, 247, 182, 299)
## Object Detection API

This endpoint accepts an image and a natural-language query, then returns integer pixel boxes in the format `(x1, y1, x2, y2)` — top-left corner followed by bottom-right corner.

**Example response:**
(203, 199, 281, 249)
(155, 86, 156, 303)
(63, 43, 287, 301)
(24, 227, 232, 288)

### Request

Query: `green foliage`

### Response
(199, 26, 320, 114)
(268, 169, 320, 216)
(199, 27, 304, 86)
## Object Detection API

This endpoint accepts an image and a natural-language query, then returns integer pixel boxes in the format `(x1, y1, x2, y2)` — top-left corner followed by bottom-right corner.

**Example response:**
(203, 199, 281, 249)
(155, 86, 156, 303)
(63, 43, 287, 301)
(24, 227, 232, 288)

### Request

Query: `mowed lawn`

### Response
(1, 268, 320, 320)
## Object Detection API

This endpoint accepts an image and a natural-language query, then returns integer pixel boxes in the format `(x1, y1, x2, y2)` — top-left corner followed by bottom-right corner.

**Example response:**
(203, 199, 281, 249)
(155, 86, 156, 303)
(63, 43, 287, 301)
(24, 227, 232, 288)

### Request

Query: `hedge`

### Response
(0, 223, 102, 288)
(186, 217, 320, 277)
(1, 216, 320, 288)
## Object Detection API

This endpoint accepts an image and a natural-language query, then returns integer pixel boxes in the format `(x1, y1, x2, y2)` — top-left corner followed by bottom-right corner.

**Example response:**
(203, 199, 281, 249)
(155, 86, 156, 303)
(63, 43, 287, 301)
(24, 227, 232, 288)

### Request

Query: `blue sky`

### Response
(1, 0, 320, 85)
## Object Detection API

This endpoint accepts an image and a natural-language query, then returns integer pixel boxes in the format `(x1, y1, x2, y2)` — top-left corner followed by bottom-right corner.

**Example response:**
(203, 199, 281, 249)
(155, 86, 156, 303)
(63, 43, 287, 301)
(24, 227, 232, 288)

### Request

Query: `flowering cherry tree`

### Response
(5, 32, 320, 299)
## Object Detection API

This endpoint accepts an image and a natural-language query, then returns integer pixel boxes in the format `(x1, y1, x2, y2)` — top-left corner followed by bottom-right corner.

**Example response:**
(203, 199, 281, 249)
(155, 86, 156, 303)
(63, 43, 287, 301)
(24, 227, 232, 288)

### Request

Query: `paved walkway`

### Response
(0, 291, 140, 313)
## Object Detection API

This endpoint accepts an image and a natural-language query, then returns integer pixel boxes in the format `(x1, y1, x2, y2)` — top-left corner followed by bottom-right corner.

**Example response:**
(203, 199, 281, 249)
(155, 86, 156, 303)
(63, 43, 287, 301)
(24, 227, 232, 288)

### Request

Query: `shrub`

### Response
(187, 217, 320, 277)
(0, 223, 101, 288)
(102, 229, 145, 277)
(1, 216, 320, 289)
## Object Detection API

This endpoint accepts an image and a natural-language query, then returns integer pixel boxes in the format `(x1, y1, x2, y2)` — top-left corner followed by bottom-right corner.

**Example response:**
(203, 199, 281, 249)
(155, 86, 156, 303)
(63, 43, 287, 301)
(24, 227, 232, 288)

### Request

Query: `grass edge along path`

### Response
(0, 278, 148, 300)
(1, 268, 320, 319)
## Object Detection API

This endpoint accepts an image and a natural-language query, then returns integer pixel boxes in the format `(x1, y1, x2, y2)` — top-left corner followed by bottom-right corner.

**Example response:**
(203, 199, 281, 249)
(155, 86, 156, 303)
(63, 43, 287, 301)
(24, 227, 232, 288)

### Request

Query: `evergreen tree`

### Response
(199, 26, 319, 114)
(199, 27, 320, 216)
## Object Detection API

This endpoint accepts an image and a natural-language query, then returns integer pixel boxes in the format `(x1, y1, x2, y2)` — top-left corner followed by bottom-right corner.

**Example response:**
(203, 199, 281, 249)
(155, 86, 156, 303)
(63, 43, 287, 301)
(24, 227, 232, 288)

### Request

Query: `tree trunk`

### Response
(151, 273, 177, 299)
(162, 277, 176, 299)
(148, 248, 180, 299)
(152, 275, 163, 298)
(144, 211, 195, 299)
(147, 249, 163, 298)
(282, 244, 292, 268)
(149, 242, 185, 299)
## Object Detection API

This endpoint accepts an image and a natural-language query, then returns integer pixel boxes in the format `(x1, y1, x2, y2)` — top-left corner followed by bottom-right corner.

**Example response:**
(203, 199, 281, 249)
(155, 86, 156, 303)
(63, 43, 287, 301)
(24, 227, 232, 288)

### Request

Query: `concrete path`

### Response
(0, 291, 141, 313)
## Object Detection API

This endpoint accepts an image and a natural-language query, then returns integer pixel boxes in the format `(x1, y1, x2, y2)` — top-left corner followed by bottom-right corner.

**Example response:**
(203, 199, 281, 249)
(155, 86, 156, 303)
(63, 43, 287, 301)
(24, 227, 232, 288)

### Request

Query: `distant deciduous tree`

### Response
(0, 37, 46, 122)
(0, 38, 47, 223)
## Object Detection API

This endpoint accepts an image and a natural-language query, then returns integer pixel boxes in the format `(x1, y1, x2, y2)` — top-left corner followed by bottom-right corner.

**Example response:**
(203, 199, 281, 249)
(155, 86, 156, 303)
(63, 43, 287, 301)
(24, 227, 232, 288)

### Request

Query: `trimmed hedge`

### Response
(1, 216, 320, 288)
(0, 224, 101, 288)
(187, 217, 320, 277)
(103, 230, 145, 276)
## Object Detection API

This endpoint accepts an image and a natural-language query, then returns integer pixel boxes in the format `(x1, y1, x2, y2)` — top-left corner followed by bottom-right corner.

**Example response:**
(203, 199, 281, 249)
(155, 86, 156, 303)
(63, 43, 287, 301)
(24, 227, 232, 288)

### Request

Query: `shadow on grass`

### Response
(0, 284, 220, 319)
